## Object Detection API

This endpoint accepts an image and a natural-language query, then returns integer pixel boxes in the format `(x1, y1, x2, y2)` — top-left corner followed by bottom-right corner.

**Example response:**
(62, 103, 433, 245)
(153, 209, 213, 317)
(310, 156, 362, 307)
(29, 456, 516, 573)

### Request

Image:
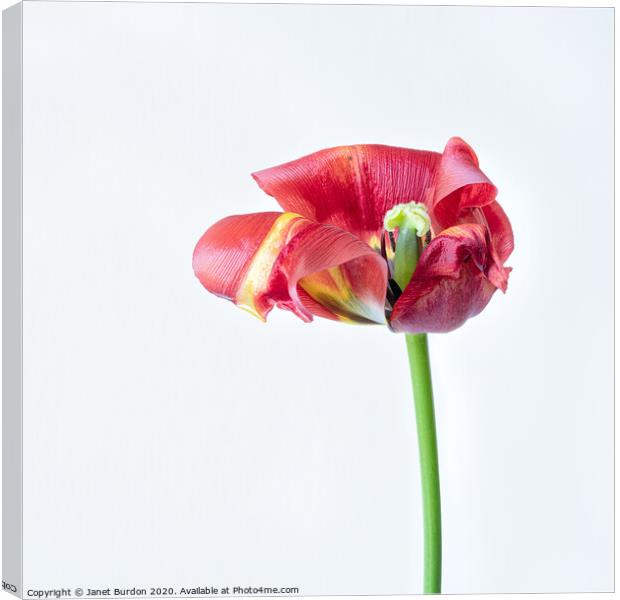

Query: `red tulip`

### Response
(192, 137, 513, 334)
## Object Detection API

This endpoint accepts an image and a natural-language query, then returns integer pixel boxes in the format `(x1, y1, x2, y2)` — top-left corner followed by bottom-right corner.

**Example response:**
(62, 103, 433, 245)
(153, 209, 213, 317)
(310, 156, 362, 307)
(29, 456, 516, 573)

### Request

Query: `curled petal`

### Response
(192, 212, 387, 325)
(192, 212, 283, 302)
(430, 137, 497, 223)
(430, 137, 514, 282)
(252, 145, 441, 248)
(389, 224, 506, 334)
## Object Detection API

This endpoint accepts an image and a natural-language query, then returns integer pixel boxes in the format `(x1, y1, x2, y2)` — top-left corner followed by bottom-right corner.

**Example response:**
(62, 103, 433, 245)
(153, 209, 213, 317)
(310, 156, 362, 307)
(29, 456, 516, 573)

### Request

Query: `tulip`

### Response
(192, 138, 513, 593)
(193, 137, 512, 334)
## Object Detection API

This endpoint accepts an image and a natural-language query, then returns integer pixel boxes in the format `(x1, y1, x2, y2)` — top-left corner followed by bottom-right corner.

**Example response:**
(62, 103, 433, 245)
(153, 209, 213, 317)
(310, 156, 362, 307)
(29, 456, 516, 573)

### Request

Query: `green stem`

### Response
(405, 333, 442, 594)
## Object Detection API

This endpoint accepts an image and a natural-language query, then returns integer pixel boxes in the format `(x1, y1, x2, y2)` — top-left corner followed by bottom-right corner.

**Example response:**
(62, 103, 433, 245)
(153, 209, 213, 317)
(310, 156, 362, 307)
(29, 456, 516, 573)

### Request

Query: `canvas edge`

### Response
(2, 2, 23, 598)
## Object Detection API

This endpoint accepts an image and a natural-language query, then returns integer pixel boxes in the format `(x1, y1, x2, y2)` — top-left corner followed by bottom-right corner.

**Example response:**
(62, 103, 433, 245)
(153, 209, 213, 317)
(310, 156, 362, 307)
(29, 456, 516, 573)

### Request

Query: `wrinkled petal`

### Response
(389, 224, 505, 334)
(462, 205, 512, 292)
(430, 137, 498, 228)
(192, 212, 388, 324)
(481, 201, 514, 263)
(429, 137, 514, 287)
(252, 145, 440, 249)
(192, 212, 283, 302)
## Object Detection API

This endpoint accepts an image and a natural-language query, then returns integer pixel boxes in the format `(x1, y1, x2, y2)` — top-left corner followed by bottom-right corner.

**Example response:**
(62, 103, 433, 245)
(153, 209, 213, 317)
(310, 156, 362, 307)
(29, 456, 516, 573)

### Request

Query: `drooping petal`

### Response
(389, 224, 505, 334)
(192, 212, 388, 325)
(252, 145, 441, 248)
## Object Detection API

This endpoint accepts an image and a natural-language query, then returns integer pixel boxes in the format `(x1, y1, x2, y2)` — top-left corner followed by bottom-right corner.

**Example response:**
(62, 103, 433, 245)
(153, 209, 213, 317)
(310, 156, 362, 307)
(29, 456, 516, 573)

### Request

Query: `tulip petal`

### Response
(430, 137, 514, 288)
(192, 212, 388, 325)
(192, 211, 284, 303)
(252, 145, 441, 248)
(389, 224, 503, 334)
(430, 137, 498, 227)
(482, 201, 514, 263)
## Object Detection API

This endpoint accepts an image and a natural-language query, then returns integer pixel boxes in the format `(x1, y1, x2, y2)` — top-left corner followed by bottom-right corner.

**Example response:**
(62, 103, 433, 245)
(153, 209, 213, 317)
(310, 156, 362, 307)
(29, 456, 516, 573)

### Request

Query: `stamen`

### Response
(386, 278, 403, 305)
(389, 231, 397, 252)
(380, 230, 388, 260)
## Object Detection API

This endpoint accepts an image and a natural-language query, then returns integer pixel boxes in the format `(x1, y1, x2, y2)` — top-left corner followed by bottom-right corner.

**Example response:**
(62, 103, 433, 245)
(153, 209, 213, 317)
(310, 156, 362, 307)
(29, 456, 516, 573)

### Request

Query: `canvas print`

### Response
(2, 2, 613, 597)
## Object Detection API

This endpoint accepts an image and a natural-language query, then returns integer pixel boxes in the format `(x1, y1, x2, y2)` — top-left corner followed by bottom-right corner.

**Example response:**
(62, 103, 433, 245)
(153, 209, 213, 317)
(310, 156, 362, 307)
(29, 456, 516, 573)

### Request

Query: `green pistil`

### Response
(384, 202, 431, 291)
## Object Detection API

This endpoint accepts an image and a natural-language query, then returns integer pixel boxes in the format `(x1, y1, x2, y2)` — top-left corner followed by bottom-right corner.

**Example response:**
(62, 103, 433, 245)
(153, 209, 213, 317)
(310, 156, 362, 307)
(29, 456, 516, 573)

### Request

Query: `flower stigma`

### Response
(383, 202, 431, 237)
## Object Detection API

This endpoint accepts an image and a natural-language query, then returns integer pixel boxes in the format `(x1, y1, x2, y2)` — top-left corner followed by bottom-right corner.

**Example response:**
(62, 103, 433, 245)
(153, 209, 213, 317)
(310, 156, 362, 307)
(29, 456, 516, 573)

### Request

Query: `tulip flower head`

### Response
(192, 137, 513, 334)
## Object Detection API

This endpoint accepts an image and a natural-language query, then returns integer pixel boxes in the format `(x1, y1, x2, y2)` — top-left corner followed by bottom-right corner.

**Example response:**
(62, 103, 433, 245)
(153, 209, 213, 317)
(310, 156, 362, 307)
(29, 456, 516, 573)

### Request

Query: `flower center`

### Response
(383, 202, 431, 292)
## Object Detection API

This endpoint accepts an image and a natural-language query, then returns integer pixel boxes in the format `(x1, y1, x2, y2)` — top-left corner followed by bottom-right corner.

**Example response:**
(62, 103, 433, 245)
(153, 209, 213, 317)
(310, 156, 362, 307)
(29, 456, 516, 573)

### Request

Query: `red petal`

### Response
(389, 224, 503, 334)
(252, 145, 440, 248)
(429, 137, 498, 228)
(192, 212, 282, 301)
(482, 201, 514, 263)
(192, 212, 387, 324)
(429, 137, 514, 285)
(273, 222, 389, 324)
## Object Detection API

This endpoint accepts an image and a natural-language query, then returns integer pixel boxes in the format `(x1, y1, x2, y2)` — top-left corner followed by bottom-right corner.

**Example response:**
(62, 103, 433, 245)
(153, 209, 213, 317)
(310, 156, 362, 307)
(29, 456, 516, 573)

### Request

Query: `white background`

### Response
(4, 1, 616, 596)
